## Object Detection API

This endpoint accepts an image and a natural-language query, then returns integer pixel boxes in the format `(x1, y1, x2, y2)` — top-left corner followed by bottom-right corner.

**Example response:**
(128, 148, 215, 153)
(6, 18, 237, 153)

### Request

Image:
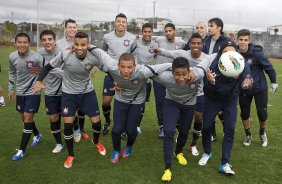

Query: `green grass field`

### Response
(0, 46, 281, 184)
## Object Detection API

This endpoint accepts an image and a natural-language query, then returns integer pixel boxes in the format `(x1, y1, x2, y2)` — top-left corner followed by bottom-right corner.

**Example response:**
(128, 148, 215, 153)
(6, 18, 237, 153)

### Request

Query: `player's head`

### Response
(195, 21, 207, 39)
(228, 32, 235, 41)
(172, 57, 190, 86)
(115, 13, 127, 33)
(237, 29, 251, 54)
(142, 23, 153, 43)
(73, 32, 89, 59)
(164, 23, 176, 42)
(65, 18, 77, 38)
(218, 40, 237, 58)
(118, 53, 136, 80)
(189, 33, 203, 58)
(15, 33, 30, 55)
(208, 18, 223, 37)
(40, 30, 56, 53)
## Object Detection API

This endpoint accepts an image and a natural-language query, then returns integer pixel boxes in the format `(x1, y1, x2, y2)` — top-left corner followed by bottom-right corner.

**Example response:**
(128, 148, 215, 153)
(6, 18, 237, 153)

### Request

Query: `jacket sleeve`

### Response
(257, 52, 276, 83)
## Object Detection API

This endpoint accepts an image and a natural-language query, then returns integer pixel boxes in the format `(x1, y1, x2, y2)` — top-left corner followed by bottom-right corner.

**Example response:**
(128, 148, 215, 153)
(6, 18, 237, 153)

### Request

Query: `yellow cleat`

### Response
(175, 153, 187, 165)
(161, 169, 172, 182)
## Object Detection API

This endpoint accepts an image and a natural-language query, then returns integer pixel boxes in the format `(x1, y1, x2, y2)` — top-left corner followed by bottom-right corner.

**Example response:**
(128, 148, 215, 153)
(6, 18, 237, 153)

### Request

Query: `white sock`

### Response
(0, 96, 4, 102)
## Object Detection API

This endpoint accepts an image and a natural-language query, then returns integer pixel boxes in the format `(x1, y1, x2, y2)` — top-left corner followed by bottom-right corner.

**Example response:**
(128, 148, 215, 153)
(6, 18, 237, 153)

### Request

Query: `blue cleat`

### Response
(12, 150, 25, 161)
(219, 163, 235, 175)
(122, 146, 132, 158)
(111, 151, 120, 163)
(31, 133, 42, 147)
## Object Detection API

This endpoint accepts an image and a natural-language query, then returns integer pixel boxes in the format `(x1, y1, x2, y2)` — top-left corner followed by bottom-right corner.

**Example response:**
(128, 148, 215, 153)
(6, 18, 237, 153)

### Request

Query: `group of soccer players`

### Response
(7, 13, 278, 182)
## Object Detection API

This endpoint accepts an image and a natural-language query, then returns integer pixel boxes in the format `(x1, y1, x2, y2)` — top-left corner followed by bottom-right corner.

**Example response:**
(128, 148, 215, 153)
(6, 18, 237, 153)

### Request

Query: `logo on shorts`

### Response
(124, 39, 130, 47)
(26, 60, 34, 69)
(63, 107, 69, 115)
(17, 105, 21, 111)
(131, 79, 140, 85)
(103, 88, 107, 94)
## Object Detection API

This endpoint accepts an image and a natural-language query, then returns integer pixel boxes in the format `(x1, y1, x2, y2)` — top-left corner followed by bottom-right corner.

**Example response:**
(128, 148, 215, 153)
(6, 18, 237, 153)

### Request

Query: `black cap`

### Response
(218, 40, 237, 55)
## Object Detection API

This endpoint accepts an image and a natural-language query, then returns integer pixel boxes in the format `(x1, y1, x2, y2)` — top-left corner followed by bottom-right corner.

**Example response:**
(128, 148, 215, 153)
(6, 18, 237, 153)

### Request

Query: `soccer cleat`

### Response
(122, 146, 132, 158)
(137, 127, 142, 135)
(121, 132, 128, 140)
(189, 146, 199, 156)
(95, 142, 106, 156)
(52, 144, 64, 153)
(198, 153, 212, 166)
(260, 133, 268, 147)
(159, 127, 164, 138)
(0, 101, 5, 107)
(81, 131, 89, 140)
(219, 163, 235, 176)
(31, 133, 43, 147)
(174, 153, 187, 165)
(102, 122, 110, 135)
(111, 151, 120, 163)
(74, 128, 81, 143)
(12, 150, 25, 161)
(64, 156, 75, 168)
(243, 135, 252, 146)
(161, 169, 172, 182)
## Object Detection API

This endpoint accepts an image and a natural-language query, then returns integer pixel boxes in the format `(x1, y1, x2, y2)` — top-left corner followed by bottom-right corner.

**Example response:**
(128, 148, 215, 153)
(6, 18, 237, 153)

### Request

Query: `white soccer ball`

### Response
(218, 51, 245, 77)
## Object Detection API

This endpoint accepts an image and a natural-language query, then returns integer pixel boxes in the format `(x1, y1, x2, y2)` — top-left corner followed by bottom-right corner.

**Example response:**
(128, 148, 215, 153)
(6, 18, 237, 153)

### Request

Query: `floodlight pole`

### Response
(153, 1, 156, 30)
(36, 0, 39, 50)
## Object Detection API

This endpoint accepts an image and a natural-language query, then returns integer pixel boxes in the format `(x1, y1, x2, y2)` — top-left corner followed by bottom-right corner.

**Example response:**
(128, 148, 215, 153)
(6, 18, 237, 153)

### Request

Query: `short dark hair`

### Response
(115, 13, 127, 21)
(172, 57, 189, 72)
(74, 32, 89, 40)
(15, 32, 30, 43)
(237, 29, 251, 38)
(189, 33, 203, 44)
(164, 23, 175, 30)
(142, 23, 153, 31)
(40, 30, 56, 40)
(65, 18, 76, 28)
(208, 17, 224, 33)
(118, 53, 135, 64)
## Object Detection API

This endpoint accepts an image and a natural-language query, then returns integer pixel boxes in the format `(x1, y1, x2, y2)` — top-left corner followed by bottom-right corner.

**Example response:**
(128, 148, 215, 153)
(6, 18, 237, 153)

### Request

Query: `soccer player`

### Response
(153, 23, 186, 138)
(89, 48, 172, 164)
(195, 21, 207, 40)
(101, 13, 136, 136)
(9, 33, 44, 160)
(0, 85, 5, 107)
(237, 29, 278, 147)
(33, 32, 106, 168)
(202, 17, 229, 141)
(151, 33, 216, 156)
(134, 23, 158, 135)
(38, 30, 64, 153)
(153, 57, 211, 182)
(198, 41, 253, 175)
(57, 18, 88, 141)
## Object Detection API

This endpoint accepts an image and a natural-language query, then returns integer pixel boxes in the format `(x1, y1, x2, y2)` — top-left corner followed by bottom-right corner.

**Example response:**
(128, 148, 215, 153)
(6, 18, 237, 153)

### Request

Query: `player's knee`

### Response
(240, 110, 250, 120)
(164, 130, 175, 138)
(50, 114, 60, 122)
(257, 110, 267, 122)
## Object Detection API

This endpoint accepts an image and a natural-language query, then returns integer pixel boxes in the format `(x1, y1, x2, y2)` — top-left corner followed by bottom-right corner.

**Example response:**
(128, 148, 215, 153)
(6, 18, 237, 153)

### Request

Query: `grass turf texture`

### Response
(0, 46, 281, 183)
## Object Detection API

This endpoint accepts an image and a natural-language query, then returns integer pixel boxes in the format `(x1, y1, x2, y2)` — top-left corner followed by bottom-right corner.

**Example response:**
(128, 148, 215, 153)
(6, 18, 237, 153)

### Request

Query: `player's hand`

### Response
(28, 66, 42, 74)
(8, 91, 14, 101)
(149, 47, 161, 53)
(269, 83, 278, 93)
(32, 81, 45, 94)
(242, 75, 253, 89)
(188, 70, 195, 84)
(110, 82, 124, 95)
(206, 68, 216, 85)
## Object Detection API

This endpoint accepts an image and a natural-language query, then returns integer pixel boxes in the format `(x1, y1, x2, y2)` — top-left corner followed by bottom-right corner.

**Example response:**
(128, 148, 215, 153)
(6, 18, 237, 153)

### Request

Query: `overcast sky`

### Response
(0, 0, 281, 31)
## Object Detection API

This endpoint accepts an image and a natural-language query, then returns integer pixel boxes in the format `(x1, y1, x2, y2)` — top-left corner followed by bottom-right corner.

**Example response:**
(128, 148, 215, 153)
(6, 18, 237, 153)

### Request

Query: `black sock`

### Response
(92, 121, 101, 144)
(51, 120, 62, 144)
(245, 128, 252, 136)
(20, 122, 33, 152)
(33, 122, 39, 136)
(165, 163, 171, 170)
(102, 105, 111, 123)
(137, 106, 145, 127)
(73, 116, 79, 131)
(64, 123, 74, 156)
(78, 111, 85, 132)
(259, 128, 265, 135)
(191, 121, 202, 146)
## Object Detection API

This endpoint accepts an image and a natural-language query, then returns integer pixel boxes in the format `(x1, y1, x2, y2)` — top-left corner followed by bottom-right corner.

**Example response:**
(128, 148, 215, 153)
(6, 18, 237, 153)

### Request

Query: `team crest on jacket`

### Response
(132, 79, 140, 85)
(247, 58, 253, 65)
(124, 39, 130, 47)
(85, 63, 92, 70)
(63, 107, 69, 115)
(189, 83, 196, 89)
(26, 61, 34, 68)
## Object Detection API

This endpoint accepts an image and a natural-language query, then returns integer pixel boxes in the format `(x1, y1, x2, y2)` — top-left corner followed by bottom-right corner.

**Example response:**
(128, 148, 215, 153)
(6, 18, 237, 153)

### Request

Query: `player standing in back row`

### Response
(101, 13, 136, 136)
